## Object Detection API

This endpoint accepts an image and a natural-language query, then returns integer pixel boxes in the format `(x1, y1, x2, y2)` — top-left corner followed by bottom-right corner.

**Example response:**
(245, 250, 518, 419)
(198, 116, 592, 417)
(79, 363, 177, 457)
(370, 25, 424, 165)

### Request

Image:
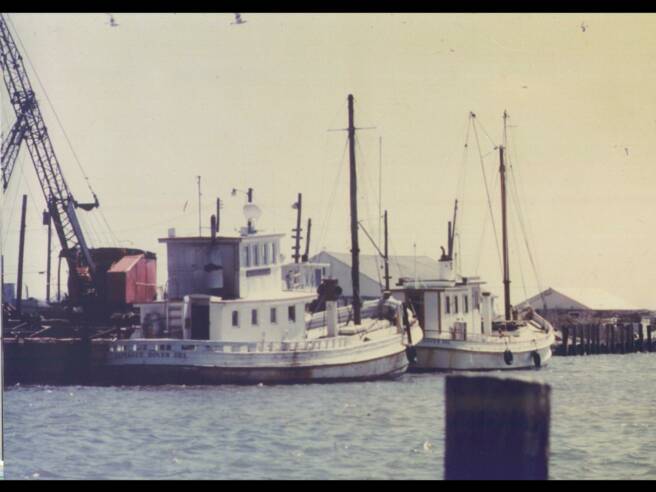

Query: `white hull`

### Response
(412, 329, 555, 371)
(101, 323, 423, 385)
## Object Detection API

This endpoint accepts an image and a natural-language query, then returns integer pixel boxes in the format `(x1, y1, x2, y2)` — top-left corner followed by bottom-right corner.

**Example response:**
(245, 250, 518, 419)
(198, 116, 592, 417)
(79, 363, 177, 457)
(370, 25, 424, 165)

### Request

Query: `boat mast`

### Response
(499, 140, 511, 321)
(347, 94, 361, 325)
(384, 210, 390, 291)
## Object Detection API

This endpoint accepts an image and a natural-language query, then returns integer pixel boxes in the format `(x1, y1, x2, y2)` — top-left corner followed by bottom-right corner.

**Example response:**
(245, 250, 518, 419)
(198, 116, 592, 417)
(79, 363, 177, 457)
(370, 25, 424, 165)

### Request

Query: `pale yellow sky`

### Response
(2, 13, 656, 308)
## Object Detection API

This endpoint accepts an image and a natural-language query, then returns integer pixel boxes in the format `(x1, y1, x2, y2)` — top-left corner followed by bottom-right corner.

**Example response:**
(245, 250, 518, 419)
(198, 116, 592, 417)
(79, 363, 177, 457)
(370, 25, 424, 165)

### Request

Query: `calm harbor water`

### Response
(3, 353, 656, 480)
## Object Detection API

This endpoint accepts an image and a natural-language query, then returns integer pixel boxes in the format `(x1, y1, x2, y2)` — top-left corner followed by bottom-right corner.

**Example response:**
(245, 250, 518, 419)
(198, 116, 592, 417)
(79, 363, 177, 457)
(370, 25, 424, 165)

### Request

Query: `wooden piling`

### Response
(562, 326, 569, 356)
(444, 375, 551, 480)
(609, 325, 615, 353)
(585, 324, 591, 354)
(638, 323, 644, 352)
(570, 325, 577, 356)
(648, 325, 653, 353)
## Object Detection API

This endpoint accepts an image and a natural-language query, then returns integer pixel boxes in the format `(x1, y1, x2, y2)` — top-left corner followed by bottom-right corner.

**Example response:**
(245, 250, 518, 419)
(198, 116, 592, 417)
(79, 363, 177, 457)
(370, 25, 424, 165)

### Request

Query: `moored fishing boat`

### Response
(99, 94, 422, 384)
(392, 111, 554, 371)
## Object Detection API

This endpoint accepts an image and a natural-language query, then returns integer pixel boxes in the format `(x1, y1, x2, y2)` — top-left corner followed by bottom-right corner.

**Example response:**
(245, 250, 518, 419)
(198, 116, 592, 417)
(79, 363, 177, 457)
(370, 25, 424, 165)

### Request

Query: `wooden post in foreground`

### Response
(445, 375, 551, 480)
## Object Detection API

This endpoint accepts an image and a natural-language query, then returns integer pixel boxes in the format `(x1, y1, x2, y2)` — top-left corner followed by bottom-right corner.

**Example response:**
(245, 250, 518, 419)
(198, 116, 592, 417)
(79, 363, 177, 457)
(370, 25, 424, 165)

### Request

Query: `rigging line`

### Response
(0, 162, 24, 250)
(455, 113, 473, 198)
(508, 194, 529, 304)
(96, 207, 119, 246)
(317, 136, 349, 250)
(472, 119, 503, 275)
(6, 15, 97, 198)
(473, 171, 499, 276)
(509, 164, 545, 305)
(90, 209, 113, 247)
(354, 135, 383, 289)
(505, 122, 546, 307)
(17, 157, 44, 222)
(475, 116, 500, 150)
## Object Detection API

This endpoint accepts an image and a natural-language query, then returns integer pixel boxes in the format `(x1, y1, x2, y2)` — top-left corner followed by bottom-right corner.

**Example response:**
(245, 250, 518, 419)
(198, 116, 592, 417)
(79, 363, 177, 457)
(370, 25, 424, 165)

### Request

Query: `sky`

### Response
(2, 12, 656, 309)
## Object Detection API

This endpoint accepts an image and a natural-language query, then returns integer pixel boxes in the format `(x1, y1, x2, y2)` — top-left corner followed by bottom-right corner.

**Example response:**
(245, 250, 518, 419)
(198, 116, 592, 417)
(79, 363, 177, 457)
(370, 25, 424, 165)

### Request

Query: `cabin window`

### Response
(464, 295, 469, 313)
(272, 242, 278, 264)
(232, 310, 239, 327)
(288, 305, 296, 323)
(243, 246, 250, 267)
(445, 296, 451, 314)
(270, 307, 277, 324)
(473, 290, 480, 310)
(263, 243, 270, 265)
(454, 296, 459, 314)
(253, 244, 260, 266)
(252, 309, 259, 326)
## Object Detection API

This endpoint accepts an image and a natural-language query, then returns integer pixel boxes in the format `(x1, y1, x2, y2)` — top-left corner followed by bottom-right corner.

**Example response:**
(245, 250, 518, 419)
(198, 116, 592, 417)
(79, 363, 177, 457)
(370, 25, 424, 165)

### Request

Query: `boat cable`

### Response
(317, 137, 348, 251)
(504, 114, 547, 310)
(354, 135, 384, 289)
(0, 151, 26, 250)
(6, 14, 120, 247)
(472, 117, 503, 275)
(473, 171, 498, 275)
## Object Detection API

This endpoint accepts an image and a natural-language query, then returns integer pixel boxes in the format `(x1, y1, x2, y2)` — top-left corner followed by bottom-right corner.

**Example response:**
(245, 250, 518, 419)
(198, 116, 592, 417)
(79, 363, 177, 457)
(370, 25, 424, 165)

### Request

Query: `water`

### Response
(3, 354, 656, 480)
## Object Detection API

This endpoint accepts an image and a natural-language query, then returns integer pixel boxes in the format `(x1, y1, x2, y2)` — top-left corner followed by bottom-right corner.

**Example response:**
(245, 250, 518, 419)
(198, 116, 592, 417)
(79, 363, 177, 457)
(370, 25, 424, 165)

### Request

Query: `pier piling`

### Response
(445, 375, 551, 480)
(562, 326, 569, 356)
(648, 325, 653, 353)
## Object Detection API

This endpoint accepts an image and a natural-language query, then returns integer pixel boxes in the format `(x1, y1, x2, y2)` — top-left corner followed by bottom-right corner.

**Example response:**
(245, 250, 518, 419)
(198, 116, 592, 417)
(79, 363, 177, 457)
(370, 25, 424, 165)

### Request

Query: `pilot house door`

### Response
(191, 305, 210, 340)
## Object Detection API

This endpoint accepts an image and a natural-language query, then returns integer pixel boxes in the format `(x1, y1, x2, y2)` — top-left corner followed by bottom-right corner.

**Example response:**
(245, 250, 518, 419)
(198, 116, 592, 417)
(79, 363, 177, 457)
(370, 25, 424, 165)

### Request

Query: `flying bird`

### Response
(232, 13, 247, 25)
(580, 22, 587, 32)
(106, 13, 119, 28)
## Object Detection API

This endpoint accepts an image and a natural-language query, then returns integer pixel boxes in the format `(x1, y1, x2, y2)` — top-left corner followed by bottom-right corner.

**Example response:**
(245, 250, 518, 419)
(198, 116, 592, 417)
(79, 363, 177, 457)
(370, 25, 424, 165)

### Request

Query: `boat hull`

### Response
(411, 334, 554, 371)
(96, 350, 409, 385)
(98, 332, 413, 385)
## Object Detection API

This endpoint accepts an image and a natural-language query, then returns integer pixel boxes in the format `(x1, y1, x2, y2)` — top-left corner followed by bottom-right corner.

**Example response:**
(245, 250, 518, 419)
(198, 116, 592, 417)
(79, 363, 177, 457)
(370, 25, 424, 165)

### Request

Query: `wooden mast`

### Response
(348, 94, 361, 325)
(499, 144, 511, 321)
(384, 210, 390, 291)
(292, 193, 302, 263)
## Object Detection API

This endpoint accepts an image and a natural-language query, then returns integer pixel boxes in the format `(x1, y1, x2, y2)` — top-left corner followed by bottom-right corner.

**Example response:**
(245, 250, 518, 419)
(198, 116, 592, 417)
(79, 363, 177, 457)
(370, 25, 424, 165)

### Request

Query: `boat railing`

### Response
(109, 336, 355, 355)
(306, 299, 398, 329)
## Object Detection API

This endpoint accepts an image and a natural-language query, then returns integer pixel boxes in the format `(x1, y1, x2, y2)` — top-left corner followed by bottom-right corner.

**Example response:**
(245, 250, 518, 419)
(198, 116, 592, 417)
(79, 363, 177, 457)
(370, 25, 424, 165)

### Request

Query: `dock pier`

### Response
(556, 322, 653, 356)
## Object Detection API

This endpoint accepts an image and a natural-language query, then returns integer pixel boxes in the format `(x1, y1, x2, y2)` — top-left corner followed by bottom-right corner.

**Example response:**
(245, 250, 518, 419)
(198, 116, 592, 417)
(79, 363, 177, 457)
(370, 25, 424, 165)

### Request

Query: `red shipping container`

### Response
(107, 254, 157, 304)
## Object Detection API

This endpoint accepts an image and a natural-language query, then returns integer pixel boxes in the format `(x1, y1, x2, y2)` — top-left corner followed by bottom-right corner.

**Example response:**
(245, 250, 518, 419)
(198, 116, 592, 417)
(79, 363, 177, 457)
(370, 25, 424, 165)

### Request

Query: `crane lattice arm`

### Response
(0, 14, 96, 275)
(1, 112, 27, 190)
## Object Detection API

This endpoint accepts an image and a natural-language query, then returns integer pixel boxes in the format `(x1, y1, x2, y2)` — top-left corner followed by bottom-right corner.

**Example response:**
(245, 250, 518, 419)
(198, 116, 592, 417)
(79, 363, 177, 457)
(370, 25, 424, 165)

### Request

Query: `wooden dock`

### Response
(556, 323, 653, 356)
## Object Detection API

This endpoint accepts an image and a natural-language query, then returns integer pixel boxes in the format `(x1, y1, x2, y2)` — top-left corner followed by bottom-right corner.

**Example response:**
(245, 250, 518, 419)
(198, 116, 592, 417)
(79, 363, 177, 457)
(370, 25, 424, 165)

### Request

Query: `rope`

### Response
(472, 118, 503, 275)
(354, 135, 384, 292)
(317, 137, 348, 250)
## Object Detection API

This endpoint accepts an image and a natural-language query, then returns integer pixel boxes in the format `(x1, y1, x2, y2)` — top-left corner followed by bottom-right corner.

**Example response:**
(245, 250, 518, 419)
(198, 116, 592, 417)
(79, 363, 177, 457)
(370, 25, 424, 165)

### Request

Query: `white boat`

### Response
(391, 112, 554, 371)
(100, 95, 422, 384)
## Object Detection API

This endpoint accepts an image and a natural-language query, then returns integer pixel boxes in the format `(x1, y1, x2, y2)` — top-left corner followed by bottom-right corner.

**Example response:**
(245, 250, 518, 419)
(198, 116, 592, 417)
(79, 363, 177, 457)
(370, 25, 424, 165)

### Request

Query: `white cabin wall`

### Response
(423, 291, 440, 335)
(208, 299, 307, 343)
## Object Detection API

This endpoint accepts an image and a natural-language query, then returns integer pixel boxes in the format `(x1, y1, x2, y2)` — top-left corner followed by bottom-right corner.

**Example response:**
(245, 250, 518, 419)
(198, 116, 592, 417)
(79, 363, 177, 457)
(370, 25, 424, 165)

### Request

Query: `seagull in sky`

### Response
(232, 13, 247, 25)
(106, 14, 119, 28)
(580, 22, 588, 32)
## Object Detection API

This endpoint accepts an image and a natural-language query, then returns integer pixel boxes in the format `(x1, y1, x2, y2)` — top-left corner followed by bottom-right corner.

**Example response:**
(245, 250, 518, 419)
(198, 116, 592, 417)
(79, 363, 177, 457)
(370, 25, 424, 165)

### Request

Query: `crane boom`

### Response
(0, 14, 96, 282)
(1, 112, 27, 190)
